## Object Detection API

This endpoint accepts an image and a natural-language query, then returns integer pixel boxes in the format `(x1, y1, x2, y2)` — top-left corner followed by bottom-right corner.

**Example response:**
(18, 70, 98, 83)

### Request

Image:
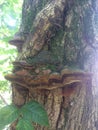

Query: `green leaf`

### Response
(16, 118, 34, 130)
(21, 101, 49, 126)
(19, 107, 32, 121)
(0, 104, 19, 129)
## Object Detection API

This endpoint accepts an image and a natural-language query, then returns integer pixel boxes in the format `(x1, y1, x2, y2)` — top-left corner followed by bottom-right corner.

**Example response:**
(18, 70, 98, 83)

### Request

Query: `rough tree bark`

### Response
(5, 0, 98, 130)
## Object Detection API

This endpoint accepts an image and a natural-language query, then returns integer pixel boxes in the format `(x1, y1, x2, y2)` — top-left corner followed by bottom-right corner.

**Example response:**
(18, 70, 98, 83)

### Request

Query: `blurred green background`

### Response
(0, 0, 22, 107)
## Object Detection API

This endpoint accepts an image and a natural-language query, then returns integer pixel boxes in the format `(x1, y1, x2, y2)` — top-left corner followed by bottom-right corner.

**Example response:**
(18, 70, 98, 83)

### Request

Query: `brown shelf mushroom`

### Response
(5, 68, 92, 91)
(9, 33, 25, 52)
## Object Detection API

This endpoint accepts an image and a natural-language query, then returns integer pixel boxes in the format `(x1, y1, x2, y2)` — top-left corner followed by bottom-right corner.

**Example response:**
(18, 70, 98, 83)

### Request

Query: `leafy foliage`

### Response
(20, 101, 49, 126)
(16, 118, 34, 130)
(0, 100, 49, 130)
(0, 0, 22, 94)
(0, 104, 19, 129)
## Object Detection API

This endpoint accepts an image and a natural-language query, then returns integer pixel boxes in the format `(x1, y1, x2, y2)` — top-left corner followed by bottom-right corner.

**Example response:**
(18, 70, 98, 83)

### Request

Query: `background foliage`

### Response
(0, 0, 23, 107)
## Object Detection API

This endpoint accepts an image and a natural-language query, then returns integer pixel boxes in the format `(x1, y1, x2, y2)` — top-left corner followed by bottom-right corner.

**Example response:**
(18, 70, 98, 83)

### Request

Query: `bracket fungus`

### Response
(5, 61, 92, 92)
(9, 33, 25, 52)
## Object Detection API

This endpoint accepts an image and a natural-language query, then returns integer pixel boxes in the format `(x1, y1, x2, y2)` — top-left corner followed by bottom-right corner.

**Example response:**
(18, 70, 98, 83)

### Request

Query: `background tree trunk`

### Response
(6, 0, 98, 129)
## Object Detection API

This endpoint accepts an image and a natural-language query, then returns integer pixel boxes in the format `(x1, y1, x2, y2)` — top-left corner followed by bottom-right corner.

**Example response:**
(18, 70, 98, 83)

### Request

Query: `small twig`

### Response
(0, 94, 8, 105)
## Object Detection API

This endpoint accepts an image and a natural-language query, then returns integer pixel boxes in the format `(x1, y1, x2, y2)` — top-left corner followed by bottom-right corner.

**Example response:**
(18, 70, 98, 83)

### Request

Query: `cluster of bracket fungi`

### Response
(5, 59, 92, 93)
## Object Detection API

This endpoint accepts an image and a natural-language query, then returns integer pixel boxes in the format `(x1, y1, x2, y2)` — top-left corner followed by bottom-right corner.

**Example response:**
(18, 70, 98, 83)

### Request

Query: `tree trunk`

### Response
(5, 0, 98, 129)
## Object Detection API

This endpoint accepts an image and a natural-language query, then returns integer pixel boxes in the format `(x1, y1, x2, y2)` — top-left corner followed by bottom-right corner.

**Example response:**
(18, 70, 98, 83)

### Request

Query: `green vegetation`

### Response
(0, 100, 49, 130)
(0, 0, 22, 105)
